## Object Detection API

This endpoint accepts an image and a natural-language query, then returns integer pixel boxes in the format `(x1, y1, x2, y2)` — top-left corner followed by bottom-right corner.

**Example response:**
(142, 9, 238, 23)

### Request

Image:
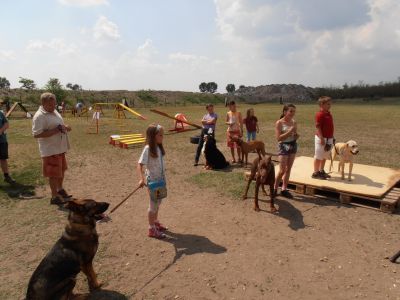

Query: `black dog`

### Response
(203, 135, 229, 169)
(26, 198, 109, 300)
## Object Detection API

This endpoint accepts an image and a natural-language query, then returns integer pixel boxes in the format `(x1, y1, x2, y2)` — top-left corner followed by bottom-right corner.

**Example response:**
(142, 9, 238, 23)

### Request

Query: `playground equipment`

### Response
(94, 103, 146, 120)
(109, 133, 145, 149)
(3, 102, 32, 118)
(244, 156, 400, 213)
(150, 109, 201, 132)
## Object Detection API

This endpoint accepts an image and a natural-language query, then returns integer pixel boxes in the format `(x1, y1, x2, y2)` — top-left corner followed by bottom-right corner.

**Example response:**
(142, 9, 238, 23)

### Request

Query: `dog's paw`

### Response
(89, 282, 103, 292)
(270, 206, 278, 214)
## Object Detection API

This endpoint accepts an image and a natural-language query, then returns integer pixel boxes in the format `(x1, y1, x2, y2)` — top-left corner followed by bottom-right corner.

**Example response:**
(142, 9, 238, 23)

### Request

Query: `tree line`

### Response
(314, 79, 400, 99)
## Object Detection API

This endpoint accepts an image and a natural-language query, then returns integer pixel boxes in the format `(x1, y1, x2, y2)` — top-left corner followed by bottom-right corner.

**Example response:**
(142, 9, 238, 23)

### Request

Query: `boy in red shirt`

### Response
(312, 96, 334, 179)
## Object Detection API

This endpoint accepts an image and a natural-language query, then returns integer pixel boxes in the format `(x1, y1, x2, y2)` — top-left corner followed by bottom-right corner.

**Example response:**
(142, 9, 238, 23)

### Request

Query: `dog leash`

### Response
(97, 185, 142, 223)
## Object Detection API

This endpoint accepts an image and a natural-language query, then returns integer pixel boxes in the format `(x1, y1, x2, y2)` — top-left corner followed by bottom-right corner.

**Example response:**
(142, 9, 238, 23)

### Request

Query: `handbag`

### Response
(147, 154, 167, 200)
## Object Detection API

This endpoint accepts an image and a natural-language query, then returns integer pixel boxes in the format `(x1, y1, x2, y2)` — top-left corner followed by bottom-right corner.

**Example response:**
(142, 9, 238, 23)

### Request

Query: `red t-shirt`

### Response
(244, 116, 258, 132)
(315, 111, 334, 138)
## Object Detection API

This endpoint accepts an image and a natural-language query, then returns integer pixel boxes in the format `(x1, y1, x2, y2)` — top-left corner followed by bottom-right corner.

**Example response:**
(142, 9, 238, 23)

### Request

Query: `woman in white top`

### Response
(274, 104, 299, 198)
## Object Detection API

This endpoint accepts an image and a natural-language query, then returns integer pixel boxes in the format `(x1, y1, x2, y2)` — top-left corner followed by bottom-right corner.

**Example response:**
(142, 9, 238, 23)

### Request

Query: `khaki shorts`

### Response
(42, 153, 68, 178)
(314, 136, 333, 160)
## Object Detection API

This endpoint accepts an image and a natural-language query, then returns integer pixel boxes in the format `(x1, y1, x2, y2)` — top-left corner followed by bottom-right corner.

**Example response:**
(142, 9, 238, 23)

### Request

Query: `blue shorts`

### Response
(247, 131, 256, 142)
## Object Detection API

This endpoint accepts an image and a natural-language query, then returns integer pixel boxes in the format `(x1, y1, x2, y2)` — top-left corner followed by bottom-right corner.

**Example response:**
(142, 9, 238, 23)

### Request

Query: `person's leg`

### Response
(246, 131, 251, 142)
(49, 177, 59, 197)
(230, 148, 236, 162)
(320, 159, 326, 171)
(194, 130, 205, 164)
(282, 154, 296, 191)
(237, 146, 242, 163)
(274, 155, 288, 191)
(0, 159, 9, 174)
(252, 131, 256, 141)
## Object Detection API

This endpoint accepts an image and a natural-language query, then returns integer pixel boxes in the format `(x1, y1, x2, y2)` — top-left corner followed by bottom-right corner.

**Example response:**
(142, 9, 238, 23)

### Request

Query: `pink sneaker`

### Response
(155, 221, 168, 232)
(148, 227, 166, 239)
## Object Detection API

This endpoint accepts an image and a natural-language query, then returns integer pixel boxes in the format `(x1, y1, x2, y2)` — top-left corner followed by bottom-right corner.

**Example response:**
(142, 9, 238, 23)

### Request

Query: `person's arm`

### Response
(0, 122, 9, 134)
(256, 117, 259, 133)
(34, 127, 60, 139)
(239, 112, 243, 137)
(315, 113, 325, 145)
(137, 163, 146, 187)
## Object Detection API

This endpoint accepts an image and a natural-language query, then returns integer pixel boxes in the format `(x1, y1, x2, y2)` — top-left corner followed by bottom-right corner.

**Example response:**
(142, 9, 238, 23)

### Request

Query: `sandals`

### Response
(58, 189, 72, 199)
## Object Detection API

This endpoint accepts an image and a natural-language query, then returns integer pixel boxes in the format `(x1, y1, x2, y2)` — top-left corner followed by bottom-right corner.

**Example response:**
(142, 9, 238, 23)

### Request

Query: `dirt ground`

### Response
(2, 138, 399, 300)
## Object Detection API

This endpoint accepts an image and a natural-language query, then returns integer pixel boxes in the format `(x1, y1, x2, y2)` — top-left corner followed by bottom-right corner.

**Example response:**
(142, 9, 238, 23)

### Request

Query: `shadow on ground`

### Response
(0, 182, 37, 199)
(131, 231, 227, 296)
(88, 289, 128, 300)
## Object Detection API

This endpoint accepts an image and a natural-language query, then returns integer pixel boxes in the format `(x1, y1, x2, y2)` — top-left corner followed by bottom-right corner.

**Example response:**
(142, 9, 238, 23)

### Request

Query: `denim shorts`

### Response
(278, 142, 297, 156)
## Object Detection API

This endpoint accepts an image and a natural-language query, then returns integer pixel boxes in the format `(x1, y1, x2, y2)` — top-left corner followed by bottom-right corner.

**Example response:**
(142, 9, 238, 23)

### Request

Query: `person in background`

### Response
(0, 110, 16, 184)
(194, 104, 218, 166)
(243, 108, 259, 142)
(225, 100, 243, 163)
(32, 92, 72, 205)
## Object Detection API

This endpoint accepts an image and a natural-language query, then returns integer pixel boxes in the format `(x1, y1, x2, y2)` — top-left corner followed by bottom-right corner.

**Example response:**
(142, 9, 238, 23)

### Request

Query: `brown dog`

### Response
(235, 139, 266, 166)
(243, 156, 277, 213)
(26, 199, 109, 300)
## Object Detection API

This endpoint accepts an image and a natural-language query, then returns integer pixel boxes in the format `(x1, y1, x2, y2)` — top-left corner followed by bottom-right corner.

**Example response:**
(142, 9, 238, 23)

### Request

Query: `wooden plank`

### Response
(305, 186, 315, 196)
(295, 184, 305, 194)
(340, 194, 352, 204)
(286, 156, 400, 199)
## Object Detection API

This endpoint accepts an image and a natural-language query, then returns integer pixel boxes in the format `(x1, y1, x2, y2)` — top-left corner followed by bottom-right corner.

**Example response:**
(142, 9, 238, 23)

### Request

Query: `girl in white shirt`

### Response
(138, 124, 168, 239)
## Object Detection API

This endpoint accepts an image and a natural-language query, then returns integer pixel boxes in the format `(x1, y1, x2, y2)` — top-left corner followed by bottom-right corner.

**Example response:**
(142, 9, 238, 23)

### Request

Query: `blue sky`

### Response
(1, 0, 400, 91)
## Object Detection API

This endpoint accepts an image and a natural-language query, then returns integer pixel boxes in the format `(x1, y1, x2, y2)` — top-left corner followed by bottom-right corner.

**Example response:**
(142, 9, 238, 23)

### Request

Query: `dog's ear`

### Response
(64, 200, 81, 212)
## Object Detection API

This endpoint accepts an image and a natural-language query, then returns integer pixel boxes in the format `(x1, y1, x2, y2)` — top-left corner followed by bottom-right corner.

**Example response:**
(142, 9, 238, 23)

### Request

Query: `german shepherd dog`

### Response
(243, 156, 277, 213)
(26, 199, 109, 300)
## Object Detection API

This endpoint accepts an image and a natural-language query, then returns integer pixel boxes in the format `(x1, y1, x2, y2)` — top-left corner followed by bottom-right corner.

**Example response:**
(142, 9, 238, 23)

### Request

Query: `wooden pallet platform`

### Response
(244, 156, 400, 213)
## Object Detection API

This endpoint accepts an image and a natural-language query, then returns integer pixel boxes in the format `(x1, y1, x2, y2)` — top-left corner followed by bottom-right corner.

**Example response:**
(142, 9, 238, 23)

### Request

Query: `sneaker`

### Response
(194, 162, 199, 166)
(148, 227, 166, 239)
(280, 190, 293, 199)
(57, 188, 72, 199)
(319, 170, 331, 179)
(4, 175, 16, 184)
(311, 171, 326, 180)
(155, 221, 168, 232)
(50, 195, 66, 205)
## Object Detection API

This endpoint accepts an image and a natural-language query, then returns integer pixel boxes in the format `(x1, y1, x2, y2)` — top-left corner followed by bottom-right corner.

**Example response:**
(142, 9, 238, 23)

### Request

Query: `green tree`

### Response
(239, 85, 245, 89)
(199, 82, 207, 93)
(0, 76, 10, 89)
(226, 83, 235, 94)
(19, 77, 36, 89)
(44, 78, 66, 103)
(206, 82, 218, 93)
(66, 83, 82, 91)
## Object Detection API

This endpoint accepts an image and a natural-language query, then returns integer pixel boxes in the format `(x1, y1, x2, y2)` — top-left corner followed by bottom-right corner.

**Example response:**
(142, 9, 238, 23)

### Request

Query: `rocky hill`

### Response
(235, 84, 316, 103)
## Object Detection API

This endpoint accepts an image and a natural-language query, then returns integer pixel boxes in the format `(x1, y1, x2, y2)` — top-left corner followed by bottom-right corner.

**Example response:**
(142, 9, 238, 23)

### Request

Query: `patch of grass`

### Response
(188, 170, 247, 200)
(137, 90, 158, 103)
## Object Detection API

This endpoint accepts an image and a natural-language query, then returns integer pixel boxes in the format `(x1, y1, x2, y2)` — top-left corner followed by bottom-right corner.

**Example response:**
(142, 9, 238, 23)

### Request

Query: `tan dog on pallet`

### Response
(235, 138, 266, 166)
(329, 140, 359, 181)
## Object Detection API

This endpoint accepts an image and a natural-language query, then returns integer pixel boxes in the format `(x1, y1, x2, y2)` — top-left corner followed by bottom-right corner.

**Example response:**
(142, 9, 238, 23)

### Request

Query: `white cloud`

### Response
(26, 38, 77, 56)
(93, 16, 121, 41)
(58, 0, 108, 7)
(0, 50, 16, 61)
